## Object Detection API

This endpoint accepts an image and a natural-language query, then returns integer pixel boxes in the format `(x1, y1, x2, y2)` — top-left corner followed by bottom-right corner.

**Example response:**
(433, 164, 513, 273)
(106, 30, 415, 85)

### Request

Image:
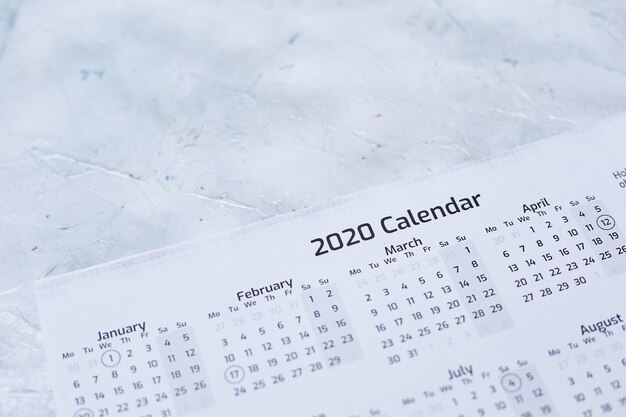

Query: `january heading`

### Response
(310, 194, 482, 256)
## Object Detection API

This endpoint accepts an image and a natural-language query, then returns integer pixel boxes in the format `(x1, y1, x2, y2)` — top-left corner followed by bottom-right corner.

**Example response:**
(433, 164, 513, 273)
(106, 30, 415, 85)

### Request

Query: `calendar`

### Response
(36, 114, 626, 417)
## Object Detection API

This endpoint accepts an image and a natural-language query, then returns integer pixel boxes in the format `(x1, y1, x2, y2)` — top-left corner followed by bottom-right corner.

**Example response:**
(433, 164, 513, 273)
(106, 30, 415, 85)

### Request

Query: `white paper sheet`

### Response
(37, 115, 626, 417)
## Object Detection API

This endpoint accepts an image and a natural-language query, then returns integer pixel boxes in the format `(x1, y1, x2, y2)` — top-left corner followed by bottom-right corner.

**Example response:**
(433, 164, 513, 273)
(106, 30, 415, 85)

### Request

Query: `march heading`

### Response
(310, 194, 482, 256)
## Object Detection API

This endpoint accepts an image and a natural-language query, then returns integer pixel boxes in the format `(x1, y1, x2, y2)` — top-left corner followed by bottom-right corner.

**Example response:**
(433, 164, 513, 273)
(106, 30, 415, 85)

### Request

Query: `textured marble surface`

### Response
(0, 0, 625, 415)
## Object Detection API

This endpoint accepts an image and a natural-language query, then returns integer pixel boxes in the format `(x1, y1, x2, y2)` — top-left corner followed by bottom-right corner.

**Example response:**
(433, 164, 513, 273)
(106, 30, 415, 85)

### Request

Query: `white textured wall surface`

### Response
(1, 0, 625, 415)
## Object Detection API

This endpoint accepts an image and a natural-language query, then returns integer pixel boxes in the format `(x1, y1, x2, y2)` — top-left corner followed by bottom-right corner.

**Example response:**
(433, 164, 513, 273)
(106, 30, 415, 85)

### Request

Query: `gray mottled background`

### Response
(1, 0, 625, 415)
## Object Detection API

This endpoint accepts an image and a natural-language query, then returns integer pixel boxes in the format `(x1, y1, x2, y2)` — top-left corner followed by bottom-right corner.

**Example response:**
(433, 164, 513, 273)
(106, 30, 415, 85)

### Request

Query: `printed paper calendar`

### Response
(37, 115, 626, 417)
